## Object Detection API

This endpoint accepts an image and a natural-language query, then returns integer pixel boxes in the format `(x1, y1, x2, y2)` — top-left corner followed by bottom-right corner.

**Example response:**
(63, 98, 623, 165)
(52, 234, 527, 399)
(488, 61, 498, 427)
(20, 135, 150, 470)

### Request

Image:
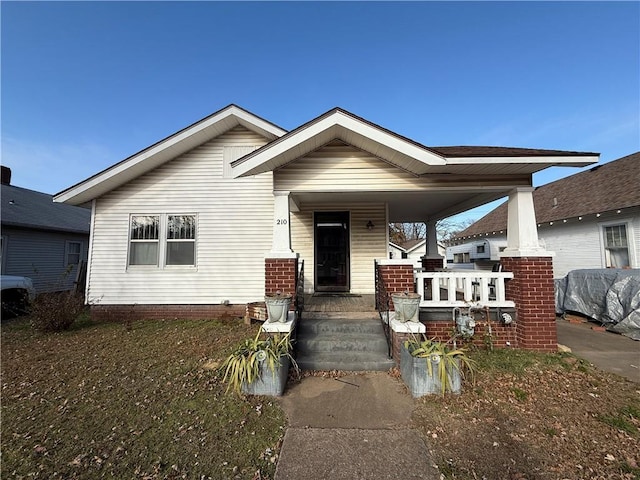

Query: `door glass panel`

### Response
(315, 212, 349, 292)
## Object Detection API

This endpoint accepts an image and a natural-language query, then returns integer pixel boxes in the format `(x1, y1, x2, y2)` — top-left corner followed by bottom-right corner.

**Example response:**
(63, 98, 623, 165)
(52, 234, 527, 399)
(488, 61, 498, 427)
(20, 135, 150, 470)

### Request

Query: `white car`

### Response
(1, 275, 36, 317)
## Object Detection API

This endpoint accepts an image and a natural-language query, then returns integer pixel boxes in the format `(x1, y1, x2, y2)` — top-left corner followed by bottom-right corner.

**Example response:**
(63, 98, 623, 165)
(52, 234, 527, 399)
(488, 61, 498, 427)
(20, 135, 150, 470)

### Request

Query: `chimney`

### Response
(1, 166, 11, 185)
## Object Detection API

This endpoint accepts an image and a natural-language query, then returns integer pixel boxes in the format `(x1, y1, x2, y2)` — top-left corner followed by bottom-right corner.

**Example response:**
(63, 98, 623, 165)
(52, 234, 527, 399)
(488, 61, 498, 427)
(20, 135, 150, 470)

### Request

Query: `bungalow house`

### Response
(450, 152, 640, 278)
(54, 105, 599, 354)
(1, 166, 90, 293)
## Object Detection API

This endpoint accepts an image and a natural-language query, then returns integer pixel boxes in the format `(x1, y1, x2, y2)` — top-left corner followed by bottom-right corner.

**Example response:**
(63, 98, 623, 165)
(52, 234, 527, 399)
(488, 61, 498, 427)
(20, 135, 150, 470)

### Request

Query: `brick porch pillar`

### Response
(377, 261, 415, 309)
(500, 187, 557, 352)
(502, 257, 556, 351)
(265, 257, 298, 298)
(421, 257, 443, 272)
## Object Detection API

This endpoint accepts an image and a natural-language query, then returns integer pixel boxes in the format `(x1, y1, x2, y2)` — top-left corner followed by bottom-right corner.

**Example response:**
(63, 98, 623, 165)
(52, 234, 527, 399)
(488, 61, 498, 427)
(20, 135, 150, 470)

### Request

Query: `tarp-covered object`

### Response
(555, 269, 640, 340)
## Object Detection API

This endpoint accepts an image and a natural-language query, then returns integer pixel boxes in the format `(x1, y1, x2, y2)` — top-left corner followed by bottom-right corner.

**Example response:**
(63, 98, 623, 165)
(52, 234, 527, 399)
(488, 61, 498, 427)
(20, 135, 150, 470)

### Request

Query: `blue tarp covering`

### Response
(555, 269, 640, 340)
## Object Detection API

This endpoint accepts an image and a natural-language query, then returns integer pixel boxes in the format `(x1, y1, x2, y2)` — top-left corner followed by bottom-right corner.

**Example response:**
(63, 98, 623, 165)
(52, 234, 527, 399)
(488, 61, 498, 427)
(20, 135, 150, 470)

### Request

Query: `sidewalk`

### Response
(275, 372, 439, 480)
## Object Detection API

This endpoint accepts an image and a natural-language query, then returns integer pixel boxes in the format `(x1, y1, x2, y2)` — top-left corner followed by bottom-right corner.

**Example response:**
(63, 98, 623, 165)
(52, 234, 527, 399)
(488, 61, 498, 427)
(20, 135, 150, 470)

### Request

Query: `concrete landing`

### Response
(275, 372, 439, 479)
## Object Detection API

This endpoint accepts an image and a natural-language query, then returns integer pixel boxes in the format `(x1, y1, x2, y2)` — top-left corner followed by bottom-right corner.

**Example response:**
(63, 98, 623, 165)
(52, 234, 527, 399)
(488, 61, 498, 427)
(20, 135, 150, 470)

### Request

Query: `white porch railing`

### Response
(415, 270, 515, 308)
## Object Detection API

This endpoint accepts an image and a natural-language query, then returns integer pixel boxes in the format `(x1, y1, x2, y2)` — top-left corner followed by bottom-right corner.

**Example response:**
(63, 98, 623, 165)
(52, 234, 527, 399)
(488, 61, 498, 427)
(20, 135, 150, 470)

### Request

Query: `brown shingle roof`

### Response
(430, 146, 598, 157)
(456, 152, 640, 238)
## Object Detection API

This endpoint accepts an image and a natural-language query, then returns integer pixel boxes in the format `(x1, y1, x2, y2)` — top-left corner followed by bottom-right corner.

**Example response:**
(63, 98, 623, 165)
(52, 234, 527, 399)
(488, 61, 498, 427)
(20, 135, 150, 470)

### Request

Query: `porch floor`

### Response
(303, 294, 376, 313)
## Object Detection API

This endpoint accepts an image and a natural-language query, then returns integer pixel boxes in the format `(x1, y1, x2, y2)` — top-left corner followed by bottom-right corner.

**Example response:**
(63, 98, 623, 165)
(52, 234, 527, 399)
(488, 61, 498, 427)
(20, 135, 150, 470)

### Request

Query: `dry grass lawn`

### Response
(2, 314, 286, 479)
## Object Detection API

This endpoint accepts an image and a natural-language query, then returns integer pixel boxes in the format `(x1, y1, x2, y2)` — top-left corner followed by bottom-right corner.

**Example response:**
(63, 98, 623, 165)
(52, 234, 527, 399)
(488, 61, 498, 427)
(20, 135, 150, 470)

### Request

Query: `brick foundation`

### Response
(424, 318, 517, 349)
(501, 256, 557, 352)
(91, 304, 246, 322)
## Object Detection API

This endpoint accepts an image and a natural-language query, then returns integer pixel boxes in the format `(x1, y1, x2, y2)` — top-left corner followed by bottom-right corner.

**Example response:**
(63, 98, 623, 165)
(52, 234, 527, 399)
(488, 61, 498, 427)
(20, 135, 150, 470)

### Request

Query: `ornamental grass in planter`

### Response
(401, 335, 476, 397)
(221, 330, 297, 396)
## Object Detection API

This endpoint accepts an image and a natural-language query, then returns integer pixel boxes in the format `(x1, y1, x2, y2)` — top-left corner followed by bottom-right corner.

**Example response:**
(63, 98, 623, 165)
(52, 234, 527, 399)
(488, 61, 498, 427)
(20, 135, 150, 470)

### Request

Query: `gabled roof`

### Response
(54, 104, 599, 207)
(401, 238, 426, 253)
(455, 152, 640, 239)
(231, 108, 447, 177)
(231, 108, 598, 178)
(54, 104, 287, 205)
(2, 184, 90, 234)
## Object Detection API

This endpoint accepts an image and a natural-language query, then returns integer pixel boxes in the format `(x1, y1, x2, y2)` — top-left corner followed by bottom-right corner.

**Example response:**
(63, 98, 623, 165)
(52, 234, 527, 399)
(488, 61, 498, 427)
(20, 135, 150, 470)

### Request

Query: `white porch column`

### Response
(421, 221, 444, 270)
(425, 221, 441, 257)
(500, 187, 553, 258)
(270, 191, 293, 255)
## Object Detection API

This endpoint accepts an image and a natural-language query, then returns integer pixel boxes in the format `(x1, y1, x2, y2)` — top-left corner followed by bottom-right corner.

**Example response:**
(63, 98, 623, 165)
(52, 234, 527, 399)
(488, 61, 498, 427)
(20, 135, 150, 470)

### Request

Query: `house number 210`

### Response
(276, 219, 288, 225)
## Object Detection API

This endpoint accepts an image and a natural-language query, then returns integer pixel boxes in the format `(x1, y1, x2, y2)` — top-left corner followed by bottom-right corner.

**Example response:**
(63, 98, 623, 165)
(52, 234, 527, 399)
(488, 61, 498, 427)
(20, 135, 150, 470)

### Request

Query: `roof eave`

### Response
(231, 109, 447, 178)
(54, 105, 287, 205)
(445, 155, 599, 167)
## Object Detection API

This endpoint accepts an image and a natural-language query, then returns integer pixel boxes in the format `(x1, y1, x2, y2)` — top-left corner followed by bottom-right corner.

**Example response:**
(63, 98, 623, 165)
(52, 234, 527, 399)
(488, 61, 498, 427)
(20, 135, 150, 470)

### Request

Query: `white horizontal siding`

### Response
(275, 144, 527, 192)
(291, 203, 387, 294)
(471, 211, 640, 279)
(88, 126, 273, 305)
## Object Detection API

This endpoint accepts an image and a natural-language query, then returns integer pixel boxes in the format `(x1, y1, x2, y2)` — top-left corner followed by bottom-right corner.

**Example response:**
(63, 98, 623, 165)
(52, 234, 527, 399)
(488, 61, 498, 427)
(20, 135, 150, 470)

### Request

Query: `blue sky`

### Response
(2, 1, 638, 223)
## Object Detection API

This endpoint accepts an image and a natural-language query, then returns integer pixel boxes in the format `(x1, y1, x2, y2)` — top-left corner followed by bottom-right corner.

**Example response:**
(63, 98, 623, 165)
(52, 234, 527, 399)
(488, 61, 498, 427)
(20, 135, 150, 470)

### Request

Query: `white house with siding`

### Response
(451, 152, 640, 278)
(54, 104, 599, 352)
(1, 167, 90, 293)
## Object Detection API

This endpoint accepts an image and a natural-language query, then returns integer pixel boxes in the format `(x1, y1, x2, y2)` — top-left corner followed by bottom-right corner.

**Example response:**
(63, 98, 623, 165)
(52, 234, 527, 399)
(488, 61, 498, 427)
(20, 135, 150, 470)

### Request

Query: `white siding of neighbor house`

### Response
(459, 210, 640, 279)
(1, 226, 88, 293)
(87, 126, 273, 305)
(291, 203, 387, 294)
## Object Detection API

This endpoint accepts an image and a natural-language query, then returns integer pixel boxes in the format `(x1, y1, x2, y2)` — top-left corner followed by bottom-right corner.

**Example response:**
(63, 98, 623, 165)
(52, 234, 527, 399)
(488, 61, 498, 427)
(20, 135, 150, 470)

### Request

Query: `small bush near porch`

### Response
(1, 315, 286, 480)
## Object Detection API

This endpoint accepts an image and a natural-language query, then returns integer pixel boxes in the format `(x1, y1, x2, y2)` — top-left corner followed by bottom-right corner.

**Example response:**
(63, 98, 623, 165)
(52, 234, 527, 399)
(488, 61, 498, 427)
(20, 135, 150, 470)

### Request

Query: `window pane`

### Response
(130, 242, 158, 265)
(131, 216, 159, 240)
(167, 215, 196, 240)
(166, 242, 195, 265)
(604, 225, 628, 248)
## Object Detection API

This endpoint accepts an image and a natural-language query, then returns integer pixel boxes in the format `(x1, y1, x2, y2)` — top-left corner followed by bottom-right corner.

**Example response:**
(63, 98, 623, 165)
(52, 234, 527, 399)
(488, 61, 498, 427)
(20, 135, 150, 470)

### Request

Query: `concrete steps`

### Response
(295, 315, 395, 372)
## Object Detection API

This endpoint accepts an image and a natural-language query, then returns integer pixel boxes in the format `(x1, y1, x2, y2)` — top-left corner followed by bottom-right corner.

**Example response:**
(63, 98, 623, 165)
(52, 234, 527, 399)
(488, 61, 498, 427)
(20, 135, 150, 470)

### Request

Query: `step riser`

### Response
(298, 323, 385, 335)
(296, 360, 395, 372)
(295, 315, 392, 371)
(297, 338, 389, 354)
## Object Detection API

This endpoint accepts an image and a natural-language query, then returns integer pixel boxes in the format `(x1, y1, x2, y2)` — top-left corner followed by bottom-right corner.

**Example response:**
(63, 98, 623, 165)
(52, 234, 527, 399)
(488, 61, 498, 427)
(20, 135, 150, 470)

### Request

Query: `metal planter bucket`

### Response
(241, 355, 290, 396)
(391, 292, 421, 323)
(264, 294, 292, 323)
(400, 344, 461, 397)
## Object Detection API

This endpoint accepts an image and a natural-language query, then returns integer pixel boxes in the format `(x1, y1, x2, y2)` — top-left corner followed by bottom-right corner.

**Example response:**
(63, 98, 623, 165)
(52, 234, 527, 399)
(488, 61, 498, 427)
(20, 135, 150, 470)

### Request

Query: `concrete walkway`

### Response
(275, 372, 439, 480)
(556, 318, 640, 383)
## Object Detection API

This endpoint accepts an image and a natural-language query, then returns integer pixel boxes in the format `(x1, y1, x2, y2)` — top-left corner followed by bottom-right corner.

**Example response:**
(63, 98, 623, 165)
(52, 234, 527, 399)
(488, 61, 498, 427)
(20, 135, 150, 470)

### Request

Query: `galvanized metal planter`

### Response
(264, 294, 292, 323)
(241, 355, 290, 396)
(391, 292, 421, 323)
(400, 344, 461, 397)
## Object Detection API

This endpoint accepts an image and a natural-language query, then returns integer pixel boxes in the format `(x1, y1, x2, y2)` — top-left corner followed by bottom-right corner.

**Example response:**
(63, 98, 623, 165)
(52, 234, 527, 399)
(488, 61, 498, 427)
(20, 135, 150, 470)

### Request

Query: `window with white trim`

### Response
(129, 215, 160, 266)
(66, 241, 82, 266)
(603, 224, 630, 268)
(128, 214, 197, 267)
(166, 215, 196, 265)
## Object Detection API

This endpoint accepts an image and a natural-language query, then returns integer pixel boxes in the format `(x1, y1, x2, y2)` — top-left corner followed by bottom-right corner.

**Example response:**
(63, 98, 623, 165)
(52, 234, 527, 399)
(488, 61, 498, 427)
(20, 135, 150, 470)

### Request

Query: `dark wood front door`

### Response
(314, 212, 350, 292)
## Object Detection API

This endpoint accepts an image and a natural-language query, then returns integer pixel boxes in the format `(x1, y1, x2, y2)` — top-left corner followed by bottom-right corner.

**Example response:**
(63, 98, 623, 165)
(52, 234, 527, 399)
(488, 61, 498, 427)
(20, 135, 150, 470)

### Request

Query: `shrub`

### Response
(30, 291, 86, 332)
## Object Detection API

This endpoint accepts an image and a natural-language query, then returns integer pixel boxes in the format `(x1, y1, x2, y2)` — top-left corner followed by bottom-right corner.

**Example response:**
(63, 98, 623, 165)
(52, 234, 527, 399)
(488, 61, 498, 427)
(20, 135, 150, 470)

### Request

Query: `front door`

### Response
(314, 211, 350, 292)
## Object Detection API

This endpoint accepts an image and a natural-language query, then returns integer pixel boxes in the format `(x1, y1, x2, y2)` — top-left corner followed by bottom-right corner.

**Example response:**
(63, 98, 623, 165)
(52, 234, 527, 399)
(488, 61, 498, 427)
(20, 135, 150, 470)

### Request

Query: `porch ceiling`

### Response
(291, 189, 510, 222)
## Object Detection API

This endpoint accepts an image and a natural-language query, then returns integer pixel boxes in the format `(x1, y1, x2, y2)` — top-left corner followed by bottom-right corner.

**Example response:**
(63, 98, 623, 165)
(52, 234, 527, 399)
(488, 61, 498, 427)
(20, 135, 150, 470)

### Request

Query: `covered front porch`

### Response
(231, 108, 598, 357)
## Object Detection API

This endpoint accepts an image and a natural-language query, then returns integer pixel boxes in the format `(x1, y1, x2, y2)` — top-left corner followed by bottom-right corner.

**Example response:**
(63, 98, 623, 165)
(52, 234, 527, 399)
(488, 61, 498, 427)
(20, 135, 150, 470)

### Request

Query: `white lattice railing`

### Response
(415, 270, 515, 308)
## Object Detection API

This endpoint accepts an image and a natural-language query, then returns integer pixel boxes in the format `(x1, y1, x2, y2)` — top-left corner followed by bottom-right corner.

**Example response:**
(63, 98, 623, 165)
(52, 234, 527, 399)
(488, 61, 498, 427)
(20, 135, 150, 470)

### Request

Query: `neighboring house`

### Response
(1, 167, 90, 293)
(389, 239, 446, 269)
(445, 239, 507, 270)
(54, 104, 599, 352)
(451, 152, 640, 278)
